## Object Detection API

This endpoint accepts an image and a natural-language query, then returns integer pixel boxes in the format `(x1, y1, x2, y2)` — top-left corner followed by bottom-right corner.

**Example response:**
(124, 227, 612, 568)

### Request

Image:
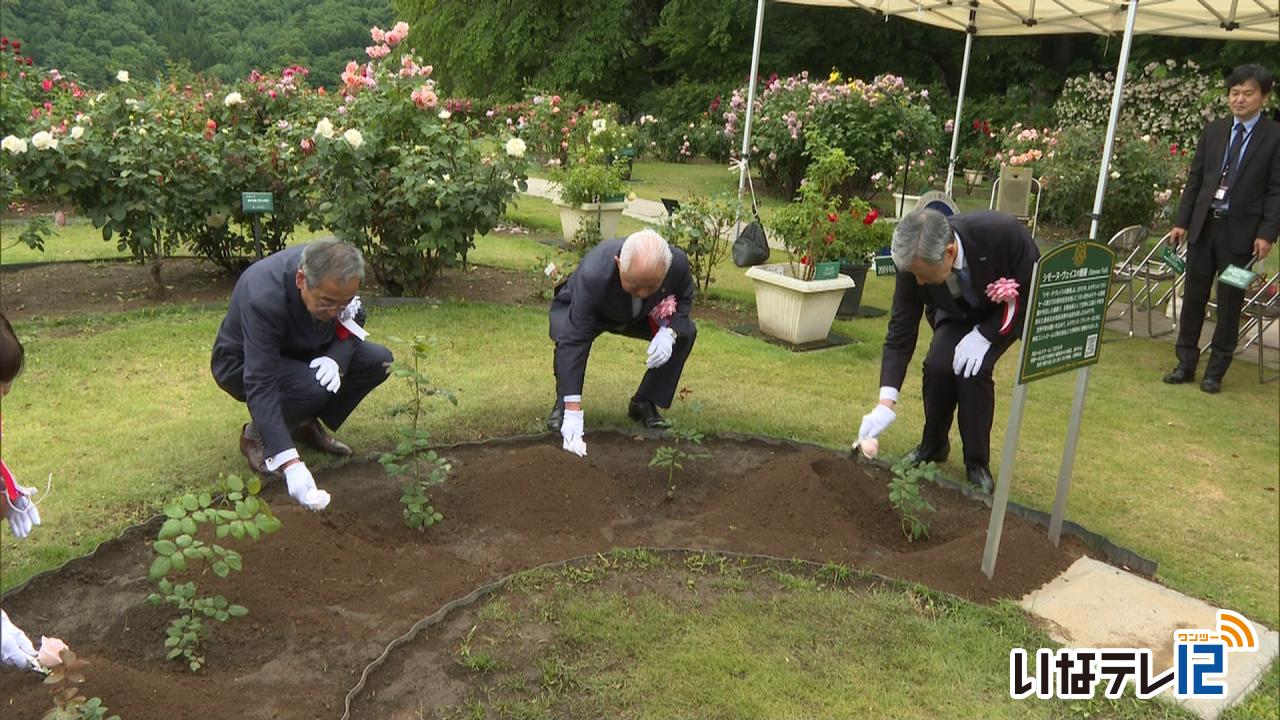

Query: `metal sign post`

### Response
(981, 240, 1116, 579)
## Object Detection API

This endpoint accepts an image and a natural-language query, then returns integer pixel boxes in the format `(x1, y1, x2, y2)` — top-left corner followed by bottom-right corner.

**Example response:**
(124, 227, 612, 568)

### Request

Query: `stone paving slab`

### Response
(1019, 557, 1277, 719)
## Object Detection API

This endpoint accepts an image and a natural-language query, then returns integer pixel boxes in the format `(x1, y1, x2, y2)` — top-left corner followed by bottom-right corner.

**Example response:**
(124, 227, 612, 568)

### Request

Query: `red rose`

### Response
(800, 255, 810, 265)
(863, 208, 879, 225)
(824, 233, 834, 245)
(827, 212, 838, 223)
(1, 37, 9, 47)
(972, 119, 981, 131)
(205, 118, 217, 131)
(26, 57, 33, 66)
(41, 78, 52, 92)
(11, 40, 20, 50)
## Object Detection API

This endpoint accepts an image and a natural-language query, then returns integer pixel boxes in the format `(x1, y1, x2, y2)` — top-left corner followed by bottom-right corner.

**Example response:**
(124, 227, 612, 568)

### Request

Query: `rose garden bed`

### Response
(0, 432, 1107, 719)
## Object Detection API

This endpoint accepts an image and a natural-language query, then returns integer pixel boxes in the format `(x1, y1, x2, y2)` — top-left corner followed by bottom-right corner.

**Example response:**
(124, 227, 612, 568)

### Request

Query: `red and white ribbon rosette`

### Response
(334, 296, 369, 341)
(985, 277, 1020, 336)
(647, 294, 677, 335)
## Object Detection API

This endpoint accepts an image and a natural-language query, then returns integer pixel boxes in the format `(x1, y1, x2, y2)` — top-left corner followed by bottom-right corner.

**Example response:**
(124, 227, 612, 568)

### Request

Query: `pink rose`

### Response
(37, 637, 68, 669)
(649, 294, 678, 323)
(370, 26, 385, 43)
(985, 277, 1019, 304)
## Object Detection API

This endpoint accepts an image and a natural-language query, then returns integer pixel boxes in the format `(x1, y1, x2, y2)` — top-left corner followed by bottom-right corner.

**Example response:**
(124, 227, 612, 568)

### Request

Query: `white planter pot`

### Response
(893, 192, 922, 218)
(745, 263, 855, 344)
(963, 169, 986, 185)
(556, 201, 627, 244)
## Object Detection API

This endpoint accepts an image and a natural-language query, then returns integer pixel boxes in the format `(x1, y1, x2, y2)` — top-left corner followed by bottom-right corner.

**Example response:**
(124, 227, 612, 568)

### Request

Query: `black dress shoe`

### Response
(239, 423, 271, 476)
(546, 400, 564, 433)
(292, 419, 353, 456)
(904, 441, 950, 465)
(967, 464, 994, 494)
(1200, 376, 1222, 394)
(627, 398, 665, 429)
(1162, 366, 1196, 384)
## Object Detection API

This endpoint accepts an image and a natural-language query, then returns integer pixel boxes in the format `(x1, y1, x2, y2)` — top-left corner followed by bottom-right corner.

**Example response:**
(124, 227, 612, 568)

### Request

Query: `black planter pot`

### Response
(836, 261, 871, 318)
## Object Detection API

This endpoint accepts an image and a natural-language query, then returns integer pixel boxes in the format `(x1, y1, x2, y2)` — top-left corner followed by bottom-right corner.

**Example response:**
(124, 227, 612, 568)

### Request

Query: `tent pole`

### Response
(1088, 0, 1140, 242)
(945, 11, 977, 197)
(734, 0, 768, 240)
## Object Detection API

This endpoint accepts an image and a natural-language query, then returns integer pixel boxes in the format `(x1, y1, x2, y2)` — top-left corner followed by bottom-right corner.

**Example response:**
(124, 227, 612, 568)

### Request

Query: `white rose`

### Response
(427, 178, 436, 186)
(70, 126, 85, 140)
(1, 135, 28, 154)
(116, 70, 129, 83)
(592, 118, 607, 133)
(343, 128, 364, 148)
(1110, 170, 1120, 180)
(223, 91, 244, 107)
(442, 174, 451, 182)
(438, 109, 451, 120)
(31, 131, 56, 150)
(125, 98, 139, 108)
(505, 137, 526, 158)
(314, 118, 335, 139)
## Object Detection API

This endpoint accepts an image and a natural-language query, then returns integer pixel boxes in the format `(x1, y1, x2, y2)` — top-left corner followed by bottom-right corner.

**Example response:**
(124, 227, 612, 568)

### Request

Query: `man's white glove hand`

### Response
(952, 328, 992, 378)
(646, 327, 676, 369)
(3, 485, 41, 539)
(857, 404, 896, 443)
(560, 409, 587, 457)
(309, 356, 341, 393)
(283, 463, 331, 511)
(339, 296, 362, 323)
(1, 610, 38, 671)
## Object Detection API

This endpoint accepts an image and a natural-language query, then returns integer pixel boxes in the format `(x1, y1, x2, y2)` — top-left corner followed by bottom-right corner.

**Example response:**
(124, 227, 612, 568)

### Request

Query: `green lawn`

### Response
(0, 161, 1276, 717)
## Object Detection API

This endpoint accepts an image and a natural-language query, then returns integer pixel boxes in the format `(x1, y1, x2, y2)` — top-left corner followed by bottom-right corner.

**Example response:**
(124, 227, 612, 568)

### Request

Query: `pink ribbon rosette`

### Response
(648, 293, 677, 335)
(985, 277, 1020, 336)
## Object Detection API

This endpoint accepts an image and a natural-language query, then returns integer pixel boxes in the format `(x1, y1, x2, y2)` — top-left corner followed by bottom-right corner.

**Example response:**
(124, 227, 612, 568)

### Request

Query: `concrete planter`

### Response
(556, 201, 626, 244)
(745, 263, 855, 344)
(892, 192, 922, 218)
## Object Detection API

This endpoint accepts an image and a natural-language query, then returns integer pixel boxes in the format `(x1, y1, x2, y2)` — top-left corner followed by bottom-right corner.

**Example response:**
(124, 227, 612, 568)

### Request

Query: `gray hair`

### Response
(300, 238, 365, 287)
(619, 229, 673, 274)
(890, 209, 952, 270)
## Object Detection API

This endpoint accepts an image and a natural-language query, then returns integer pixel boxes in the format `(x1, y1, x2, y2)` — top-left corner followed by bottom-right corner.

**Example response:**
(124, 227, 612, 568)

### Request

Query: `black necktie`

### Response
(1221, 123, 1246, 189)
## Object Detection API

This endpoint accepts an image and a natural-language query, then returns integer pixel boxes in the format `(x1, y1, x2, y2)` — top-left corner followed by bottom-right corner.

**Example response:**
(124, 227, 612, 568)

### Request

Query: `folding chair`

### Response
(1126, 232, 1184, 339)
(1102, 225, 1150, 337)
(1241, 273, 1280, 383)
(989, 165, 1042, 237)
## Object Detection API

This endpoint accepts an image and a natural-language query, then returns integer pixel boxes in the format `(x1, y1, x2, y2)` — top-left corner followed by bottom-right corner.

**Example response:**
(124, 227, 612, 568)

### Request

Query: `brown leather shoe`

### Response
(293, 419, 353, 456)
(239, 423, 271, 475)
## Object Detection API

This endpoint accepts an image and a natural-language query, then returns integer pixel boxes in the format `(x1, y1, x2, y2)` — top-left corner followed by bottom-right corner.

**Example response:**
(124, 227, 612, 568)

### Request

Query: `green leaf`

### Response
(226, 476, 244, 493)
(148, 556, 171, 581)
(212, 561, 230, 578)
(170, 553, 188, 573)
(167, 648, 183, 660)
(245, 522, 261, 540)
(227, 605, 249, 617)
(164, 504, 185, 519)
(225, 555, 242, 571)
(158, 519, 182, 540)
(175, 534, 193, 549)
(180, 517, 198, 536)
(230, 523, 245, 540)
(198, 493, 213, 508)
(215, 524, 230, 539)
(180, 494, 199, 511)
(192, 510, 208, 523)
(247, 476, 261, 495)
(154, 540, 177, 556)
(256, 514, 282, 533)
(236, 502, 254, 520)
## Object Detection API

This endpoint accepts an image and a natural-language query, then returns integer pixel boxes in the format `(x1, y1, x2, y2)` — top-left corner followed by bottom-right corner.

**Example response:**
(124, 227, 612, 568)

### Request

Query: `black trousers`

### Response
(1175, 217, 1253, 379)
(919, 320, 1017, 468)
(555, 319, 697, 409)
(214, 341, 393, 434)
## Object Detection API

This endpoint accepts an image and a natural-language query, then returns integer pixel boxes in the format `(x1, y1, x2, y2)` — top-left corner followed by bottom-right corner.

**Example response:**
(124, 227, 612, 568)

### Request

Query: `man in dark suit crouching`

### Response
(547, 229, 697, 456)
(855, 209, 1038, 493)
(212, 239, 393, 510)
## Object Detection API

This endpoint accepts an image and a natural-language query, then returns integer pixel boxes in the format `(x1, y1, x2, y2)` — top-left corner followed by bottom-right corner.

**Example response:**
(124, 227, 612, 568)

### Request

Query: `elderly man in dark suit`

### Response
(1164, 64, 1279, 393)
(855, 209, 1038, 493)
(547, 229, 697, 456)
(212, 239, 393, 510)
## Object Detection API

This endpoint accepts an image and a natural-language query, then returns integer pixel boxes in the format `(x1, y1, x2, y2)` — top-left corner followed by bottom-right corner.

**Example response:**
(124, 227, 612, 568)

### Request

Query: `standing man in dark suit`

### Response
(855, 209, 1038, 493)
(1164, 64, 1279, 393)
(547, 229, 697, 456)
(212, 239, 393, 510)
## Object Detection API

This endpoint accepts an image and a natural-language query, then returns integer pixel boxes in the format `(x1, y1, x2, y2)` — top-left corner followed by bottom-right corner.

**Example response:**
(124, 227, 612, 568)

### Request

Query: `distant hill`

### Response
(0, 0, 393, 88)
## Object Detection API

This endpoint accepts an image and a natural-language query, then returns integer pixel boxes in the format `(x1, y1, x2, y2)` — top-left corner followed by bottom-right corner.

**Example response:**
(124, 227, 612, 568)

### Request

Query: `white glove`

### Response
(646, 327, 676, 369)
(283, 463, 331, 511)
(952, 328, 992, 379)
(560, 409, 587, 457)
(339, 296, 362, 323)
(3, 485, 41, 539)
(309, 356, 341, 393)
(857, 404, 896, 442)
(1, 610, 38, 671)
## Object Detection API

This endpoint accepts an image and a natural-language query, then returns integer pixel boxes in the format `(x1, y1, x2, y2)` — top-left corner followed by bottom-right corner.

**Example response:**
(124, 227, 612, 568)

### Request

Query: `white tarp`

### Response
(778, 0, 1279, 41)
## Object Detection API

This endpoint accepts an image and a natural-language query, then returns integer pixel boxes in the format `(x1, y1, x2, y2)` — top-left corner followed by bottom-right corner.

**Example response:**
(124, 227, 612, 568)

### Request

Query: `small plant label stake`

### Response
(146, 474, 282, 672)
(379, 335, 456, 530)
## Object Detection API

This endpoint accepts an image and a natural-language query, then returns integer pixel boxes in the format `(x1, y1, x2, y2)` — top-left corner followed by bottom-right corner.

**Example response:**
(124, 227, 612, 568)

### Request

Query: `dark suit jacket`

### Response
(211, 244, 364, 456)
(880, 210, 1039, 390)
(1176, 115, 1280, 254)
(549, 238, 696, 399)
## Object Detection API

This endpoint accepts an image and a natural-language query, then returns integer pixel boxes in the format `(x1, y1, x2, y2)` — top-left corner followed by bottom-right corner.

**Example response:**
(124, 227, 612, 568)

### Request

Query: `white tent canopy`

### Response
(779, 0, 1279, 41)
